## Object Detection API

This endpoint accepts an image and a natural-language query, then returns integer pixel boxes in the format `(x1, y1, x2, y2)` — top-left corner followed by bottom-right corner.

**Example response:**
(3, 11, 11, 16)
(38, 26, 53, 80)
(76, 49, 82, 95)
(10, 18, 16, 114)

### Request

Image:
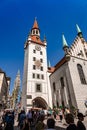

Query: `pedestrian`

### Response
(22, 117, 30, 130)
(65, 113, 77, 130)
(4, 111, 14, 130)
(26, 110, 33, 125)
(45, 118, 56, 130)
(35, 115, 45, 130)
(53, 111, 56, 120)
(18, 110, 26, 130)
(59, 109, 63, 122)
(77, 112, 86, 130)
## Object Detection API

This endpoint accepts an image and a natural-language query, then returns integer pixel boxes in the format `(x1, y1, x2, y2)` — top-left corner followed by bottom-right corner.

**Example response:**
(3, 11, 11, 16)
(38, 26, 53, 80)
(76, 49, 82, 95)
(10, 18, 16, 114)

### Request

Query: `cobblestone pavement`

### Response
(54, 116, 87, 130)
(12, 116, 87, 130)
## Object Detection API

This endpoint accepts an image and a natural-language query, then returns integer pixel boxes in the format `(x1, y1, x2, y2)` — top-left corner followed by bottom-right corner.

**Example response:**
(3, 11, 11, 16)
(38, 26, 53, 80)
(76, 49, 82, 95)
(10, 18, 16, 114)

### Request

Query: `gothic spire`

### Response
(17, 70, 20, 76)
(62, 34, 68, 48)
(76, 24, 82, 38)
(76, 24, 81, 33)
(62, 34, 69, 56)
(43, 34, 47, 45)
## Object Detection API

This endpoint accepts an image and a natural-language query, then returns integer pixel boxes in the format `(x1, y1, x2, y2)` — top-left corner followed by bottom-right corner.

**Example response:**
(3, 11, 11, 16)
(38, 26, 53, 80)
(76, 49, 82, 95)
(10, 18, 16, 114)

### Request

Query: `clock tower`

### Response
(22, 19, 52, 111)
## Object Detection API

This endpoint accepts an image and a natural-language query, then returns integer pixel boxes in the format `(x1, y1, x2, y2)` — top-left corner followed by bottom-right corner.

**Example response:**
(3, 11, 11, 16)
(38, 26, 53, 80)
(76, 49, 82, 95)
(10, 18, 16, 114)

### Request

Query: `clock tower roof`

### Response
(32, 18, 39, 29)
(28, 18, 46, 46)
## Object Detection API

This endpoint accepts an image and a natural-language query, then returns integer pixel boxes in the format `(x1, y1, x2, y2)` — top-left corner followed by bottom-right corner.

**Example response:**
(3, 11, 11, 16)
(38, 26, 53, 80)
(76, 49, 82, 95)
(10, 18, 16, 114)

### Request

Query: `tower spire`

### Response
(62, 34, 69, 55)
(62, 34, 68, 48)
(43, 34, 47, 45)
(32, 17, 39, 29)
(76, 24, 82, 38)
(31, 18, 40, 37)
(48, 61, 51, 68)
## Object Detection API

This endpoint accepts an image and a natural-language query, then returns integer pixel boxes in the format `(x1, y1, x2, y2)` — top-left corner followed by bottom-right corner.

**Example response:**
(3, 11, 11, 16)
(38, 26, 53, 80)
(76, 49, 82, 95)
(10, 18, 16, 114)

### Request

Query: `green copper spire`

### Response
(62, 34, 68, 47)
(76, 24, 81, 33)
(76, 24, 82, 38)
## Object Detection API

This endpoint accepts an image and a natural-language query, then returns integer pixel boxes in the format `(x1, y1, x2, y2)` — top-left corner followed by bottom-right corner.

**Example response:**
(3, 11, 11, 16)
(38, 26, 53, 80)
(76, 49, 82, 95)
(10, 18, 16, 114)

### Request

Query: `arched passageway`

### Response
(32, 97, 48, 109)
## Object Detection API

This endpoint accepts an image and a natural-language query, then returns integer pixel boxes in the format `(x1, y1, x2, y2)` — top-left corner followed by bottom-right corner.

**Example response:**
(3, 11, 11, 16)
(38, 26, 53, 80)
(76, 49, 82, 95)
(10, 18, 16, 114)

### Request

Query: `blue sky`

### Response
(0, 0, 87, 93)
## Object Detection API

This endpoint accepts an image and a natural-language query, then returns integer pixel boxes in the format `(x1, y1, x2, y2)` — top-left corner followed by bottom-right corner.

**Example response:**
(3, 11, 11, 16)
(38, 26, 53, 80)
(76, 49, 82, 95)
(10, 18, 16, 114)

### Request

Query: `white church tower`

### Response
(22, 19, 52, 111)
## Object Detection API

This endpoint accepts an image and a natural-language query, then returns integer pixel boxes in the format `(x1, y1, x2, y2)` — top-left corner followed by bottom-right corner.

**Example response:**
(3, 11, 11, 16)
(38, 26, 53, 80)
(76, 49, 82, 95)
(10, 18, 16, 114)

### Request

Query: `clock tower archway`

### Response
(32, 97, 48, 109)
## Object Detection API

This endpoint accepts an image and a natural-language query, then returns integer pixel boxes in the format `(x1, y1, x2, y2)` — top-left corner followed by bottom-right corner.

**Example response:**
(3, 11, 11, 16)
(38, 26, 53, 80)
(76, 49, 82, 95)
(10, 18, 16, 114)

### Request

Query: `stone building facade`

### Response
(0, 69, 11, 109)
(22, 19, 52, 111)
(50, 26, 87, 114)
(22, 19, 87, 114)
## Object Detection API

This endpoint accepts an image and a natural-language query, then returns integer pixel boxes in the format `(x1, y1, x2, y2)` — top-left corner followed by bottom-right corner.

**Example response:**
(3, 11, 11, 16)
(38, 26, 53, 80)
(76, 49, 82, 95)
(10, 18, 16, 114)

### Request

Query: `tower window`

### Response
(77, 64, 86, 84)
(33, 30, 35, 34)
(33, 57, 36, 61)
(40, 58, 43, 63)
(33, 49, 36, 53)
(36, 30, 38, 34)
(40, 66, 43, 71)
(33, 65, 36, 70)
(40, 51, 43, 55)
(32, 73, 35, 78)
(41, 74, 44, 79)
(37, 74, 40, 79)
(36, 84, 42, 92)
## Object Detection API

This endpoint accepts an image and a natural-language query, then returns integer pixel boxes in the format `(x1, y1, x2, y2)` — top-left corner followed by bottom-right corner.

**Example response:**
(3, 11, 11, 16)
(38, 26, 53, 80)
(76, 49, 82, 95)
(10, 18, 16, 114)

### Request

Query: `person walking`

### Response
(45, 118, 56, 130)
(18, 110, 26, 130)
(26, 110, 33, 125)
(22, 117, 30, 130)
(35, 115, 45, 130)
(65, 113, 77, 130)
(77, 112, 86, 130)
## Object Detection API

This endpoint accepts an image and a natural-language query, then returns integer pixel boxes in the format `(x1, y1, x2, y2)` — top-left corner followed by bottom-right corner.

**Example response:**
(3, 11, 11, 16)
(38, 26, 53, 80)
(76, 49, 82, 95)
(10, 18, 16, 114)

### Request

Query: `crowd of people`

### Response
(0, 108, 86, 130)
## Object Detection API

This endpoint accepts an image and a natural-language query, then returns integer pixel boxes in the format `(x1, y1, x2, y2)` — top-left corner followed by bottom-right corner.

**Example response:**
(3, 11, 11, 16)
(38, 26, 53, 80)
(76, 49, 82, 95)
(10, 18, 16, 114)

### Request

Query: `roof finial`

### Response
(76, 24, 81, 33)
(43, 34, 47, 45)
(17, 70, 20, 75)
(35, 16, 37, 21)
(62, 34, 68, 47)
(44, 34, 46, 41)
(76, 24, 82, 38)
(32, 17, 39, 29)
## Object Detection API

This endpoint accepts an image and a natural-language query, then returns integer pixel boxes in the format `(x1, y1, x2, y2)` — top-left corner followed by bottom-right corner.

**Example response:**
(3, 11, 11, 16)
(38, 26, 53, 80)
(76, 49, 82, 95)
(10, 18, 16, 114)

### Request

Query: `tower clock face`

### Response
(35, 45, 41, 51)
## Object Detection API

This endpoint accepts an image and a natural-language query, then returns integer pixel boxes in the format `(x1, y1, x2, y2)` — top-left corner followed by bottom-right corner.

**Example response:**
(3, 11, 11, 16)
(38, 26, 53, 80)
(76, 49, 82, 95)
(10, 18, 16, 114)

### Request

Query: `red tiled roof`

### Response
(55, 57, 67, 70)
(48, 67, 55, 73)
(31, 35, 43, 45)
(49, 56, 70, 75)
(32, 19, 39, 29)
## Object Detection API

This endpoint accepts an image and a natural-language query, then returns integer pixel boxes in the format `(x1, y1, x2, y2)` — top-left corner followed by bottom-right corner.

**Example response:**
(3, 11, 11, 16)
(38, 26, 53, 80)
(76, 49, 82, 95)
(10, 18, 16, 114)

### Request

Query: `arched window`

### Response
(77, 64, 86, 84)
(53, 82, 56, 92)
(60, 77, 64, 88)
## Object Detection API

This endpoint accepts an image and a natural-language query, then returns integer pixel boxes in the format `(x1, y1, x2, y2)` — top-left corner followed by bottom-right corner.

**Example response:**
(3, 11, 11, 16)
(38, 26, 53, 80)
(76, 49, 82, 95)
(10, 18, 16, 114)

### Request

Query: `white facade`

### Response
(22, 19, 52, 111)
(0, 69, 11, 108)
(50, 30, 87, 114)
(22, 20, 87, 114)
